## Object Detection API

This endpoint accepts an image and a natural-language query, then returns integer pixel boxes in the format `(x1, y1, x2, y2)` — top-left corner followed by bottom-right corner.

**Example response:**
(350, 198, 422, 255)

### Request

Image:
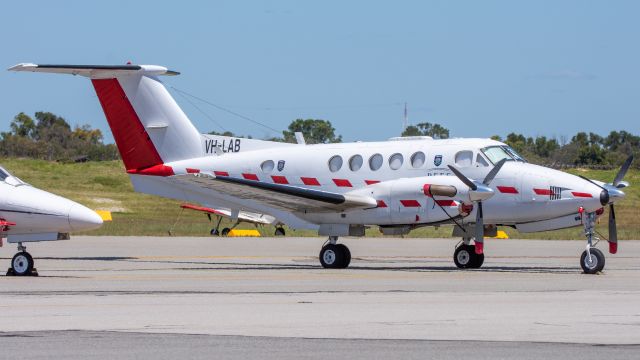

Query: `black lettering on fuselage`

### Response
(204, 138, 242, 154)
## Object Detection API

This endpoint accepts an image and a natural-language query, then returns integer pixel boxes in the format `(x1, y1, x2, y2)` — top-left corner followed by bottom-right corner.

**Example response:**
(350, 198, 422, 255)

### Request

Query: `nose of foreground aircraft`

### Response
(68, 203, 103, 231)
(601, 187, 625, 205)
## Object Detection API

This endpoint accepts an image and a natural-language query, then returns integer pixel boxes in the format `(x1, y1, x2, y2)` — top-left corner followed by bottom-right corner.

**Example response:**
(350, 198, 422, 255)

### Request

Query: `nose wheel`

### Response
(580, 211, 607, 274)
(454, 243, 484, 269)
(6, 243, 38, 276)
(319, 237, 351, 269)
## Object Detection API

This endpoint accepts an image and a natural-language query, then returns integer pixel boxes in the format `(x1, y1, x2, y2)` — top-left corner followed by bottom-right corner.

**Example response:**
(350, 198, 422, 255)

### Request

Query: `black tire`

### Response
(454, 245, 476, 269)
(469, 250, 484, 269)
(336, 244, 351, 268)
(12, 251, 34, 276)
(319, 244, 345, 269)
(274, 227, 286, 236)
(581, 248, 605, 274)
(221, 228, 231, 237)
(210, 228, 220, 236)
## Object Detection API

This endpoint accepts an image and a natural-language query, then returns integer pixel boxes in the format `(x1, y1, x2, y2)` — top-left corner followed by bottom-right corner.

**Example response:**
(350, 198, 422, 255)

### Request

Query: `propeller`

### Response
(447, 159, 507, 254)
(578, 155, 633, 254)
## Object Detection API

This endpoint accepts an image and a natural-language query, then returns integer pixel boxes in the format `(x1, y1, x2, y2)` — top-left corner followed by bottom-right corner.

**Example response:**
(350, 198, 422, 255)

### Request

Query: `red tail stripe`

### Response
(242, 173, 259, 181)
(572, 192, 593, 198)
(301, 177, 321, 186)
(400, 200, 421, 207)
(271, 175, 289, 184)
(127, 164, 174, 176)
(497, 186, 519, 194)
(91, 79, 163, 171)
(333, 179, 353, 187)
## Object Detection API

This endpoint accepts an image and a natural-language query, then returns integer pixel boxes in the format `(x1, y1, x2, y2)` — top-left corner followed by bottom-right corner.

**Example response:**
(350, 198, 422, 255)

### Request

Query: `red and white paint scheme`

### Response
(0, 165, 103, 275)
(10, 63, 632, 274)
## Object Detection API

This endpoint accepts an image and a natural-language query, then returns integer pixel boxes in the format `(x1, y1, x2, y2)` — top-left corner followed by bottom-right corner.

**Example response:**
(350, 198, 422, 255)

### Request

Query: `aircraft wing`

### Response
(175, 174, 377, 213)
(180, 203, 274, 225)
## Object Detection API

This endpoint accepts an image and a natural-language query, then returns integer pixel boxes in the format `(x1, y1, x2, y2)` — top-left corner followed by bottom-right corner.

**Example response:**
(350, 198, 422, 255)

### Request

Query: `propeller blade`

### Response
(609, 204, 617, 254)
(447, 165, 477, 191)
(482, 158, 507, 186)
(613, 155, 634, 187)
(475, 202, 484, 254)
(578, 175, 606, 191)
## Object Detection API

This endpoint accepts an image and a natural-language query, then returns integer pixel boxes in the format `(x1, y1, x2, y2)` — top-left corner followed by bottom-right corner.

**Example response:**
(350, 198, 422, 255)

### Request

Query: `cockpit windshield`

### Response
(0, 167, 9, 182)
(481, 146, 526, 164)
(0, 166, 27, 186)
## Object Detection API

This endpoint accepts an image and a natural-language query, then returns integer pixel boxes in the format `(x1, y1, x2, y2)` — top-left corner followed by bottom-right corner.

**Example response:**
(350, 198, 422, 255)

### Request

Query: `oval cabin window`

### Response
(328, 155, 343, 172)
(369, 154, 383, 171)
(455, 151, 473, 167)
(261, 160, 274, 173)
(410, 151, 425, 168)
(349, 155, 363, 171)
(389, 153, 404, 170)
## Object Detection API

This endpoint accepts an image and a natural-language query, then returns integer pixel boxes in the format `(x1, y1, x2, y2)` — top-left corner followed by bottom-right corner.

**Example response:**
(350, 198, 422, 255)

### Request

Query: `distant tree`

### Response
(10, 112, 37, 138)
(401, 122, 449, 139)
(282, 119, 342, 144)
(208, 130, 236, 137)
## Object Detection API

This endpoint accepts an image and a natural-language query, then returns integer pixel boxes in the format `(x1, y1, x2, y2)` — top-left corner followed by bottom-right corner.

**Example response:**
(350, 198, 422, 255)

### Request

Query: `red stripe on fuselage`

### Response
(271, 175, 289, 184)
(435, 199, 457, 206)
(534, 188, 553, 195)
(400, 200, 421, 207)
(572, 192, 593, 198)
(333, 179, 352, 187)
(365, 180, 380, 185)
(91, 79, 163, 171)
(497, 186, 519, 194)
(214, 171, 229, 177)
(376, 200, 388, 208)
(301, 177, 320, 186)
(242, 173, 259, 181)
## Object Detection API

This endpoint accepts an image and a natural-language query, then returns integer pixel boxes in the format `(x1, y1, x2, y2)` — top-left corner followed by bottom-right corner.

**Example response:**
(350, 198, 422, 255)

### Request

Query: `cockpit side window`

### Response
(481, 146, 527, 164)
(0, 167, 9, 182)
(476, 153, 489, 167)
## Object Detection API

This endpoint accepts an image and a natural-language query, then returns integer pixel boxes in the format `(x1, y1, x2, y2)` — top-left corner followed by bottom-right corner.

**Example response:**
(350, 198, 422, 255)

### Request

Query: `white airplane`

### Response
(179, 203, 284, 236)
(9, 63, 632, 274)
(0, 165, 104, 276)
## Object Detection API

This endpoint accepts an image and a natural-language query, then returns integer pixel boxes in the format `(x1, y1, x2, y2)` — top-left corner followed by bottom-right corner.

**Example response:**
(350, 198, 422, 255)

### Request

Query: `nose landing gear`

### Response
(580, 211, 606, 274)
(6, 243, 38, 276)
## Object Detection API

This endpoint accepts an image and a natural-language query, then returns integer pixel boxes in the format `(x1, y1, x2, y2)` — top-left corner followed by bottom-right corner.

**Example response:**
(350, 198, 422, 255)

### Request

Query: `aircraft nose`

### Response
(68, 203, 103, 231)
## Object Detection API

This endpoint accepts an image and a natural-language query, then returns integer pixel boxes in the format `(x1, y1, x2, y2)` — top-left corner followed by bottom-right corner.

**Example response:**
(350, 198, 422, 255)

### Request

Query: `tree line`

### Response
(2, 111, 638, 169)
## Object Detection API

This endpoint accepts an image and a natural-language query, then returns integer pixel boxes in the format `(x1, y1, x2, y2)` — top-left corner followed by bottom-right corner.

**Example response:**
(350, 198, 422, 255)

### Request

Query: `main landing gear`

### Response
(453, 238, 484, 269)
(319, 236, 351, 269)
(580, 211, 606, 274)
(6, 243, 38, 276)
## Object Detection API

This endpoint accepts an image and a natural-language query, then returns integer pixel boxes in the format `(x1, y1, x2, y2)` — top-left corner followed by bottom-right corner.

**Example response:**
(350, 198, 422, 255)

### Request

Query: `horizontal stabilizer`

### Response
(8, 63, 180, 78)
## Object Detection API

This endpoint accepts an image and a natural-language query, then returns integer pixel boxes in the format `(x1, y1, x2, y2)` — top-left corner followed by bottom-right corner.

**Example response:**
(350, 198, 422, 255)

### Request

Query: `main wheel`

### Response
(580, 248, 605, 274)
(12, 252, 34, 276)
(274, 227, 286, 236)
(221, 228, 231, 237)
(454, 245, 480, 269)
(319, 244, 346, 269)
(210, 228, 220, 236)
(336, 244, 351, 268)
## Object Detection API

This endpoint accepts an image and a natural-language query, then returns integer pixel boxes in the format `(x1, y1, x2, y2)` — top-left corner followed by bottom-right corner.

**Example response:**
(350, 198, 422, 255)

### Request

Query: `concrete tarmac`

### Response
(1, 236, 639, 358)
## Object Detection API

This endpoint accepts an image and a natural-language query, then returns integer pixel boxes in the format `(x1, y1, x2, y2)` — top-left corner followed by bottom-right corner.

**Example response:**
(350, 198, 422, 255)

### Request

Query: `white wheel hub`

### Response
(323, 249, 336, 265)
(13, 254, 30, 274)
(584, 253, 598, 269)
(457, 249, 471, 265)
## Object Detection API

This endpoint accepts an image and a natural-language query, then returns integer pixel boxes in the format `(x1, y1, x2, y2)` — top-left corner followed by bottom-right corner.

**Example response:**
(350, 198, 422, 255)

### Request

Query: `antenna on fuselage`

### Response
(402, 102, 408, 131)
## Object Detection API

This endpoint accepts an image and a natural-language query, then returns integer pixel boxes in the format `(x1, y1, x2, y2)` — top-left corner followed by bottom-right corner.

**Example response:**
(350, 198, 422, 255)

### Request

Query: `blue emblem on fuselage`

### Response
(277, 160, 285, 172)
(434, 155, 442, 166)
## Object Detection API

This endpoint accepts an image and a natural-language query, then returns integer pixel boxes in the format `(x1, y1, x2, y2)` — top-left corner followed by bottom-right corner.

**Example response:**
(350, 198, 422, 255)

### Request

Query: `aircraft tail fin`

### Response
(9, 63, 202, 172)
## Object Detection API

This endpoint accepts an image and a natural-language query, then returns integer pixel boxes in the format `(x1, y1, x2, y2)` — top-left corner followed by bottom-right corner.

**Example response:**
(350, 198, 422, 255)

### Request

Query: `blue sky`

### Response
(1, 0, 638, 143)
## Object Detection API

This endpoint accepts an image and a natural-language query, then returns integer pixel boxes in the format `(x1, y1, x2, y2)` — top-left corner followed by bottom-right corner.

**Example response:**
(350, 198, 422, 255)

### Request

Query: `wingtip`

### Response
(7, 63, 37, 71)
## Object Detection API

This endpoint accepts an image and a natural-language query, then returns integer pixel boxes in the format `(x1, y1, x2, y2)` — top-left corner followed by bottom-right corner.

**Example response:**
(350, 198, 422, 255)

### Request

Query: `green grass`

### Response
(1, 158, 638, 239)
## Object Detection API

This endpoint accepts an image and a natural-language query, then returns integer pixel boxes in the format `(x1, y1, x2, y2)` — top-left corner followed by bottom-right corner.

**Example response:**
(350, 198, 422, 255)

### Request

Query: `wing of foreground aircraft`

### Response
(175, 173, 378, 213)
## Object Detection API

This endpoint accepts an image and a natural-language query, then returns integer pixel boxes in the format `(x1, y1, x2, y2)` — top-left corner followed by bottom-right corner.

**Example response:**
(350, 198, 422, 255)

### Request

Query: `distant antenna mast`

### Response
(402, 102, 408, 131)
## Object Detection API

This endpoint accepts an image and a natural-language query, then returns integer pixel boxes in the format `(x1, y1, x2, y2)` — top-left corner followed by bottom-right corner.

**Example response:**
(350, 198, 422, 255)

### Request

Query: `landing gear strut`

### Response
(6, 243, 37, 276)
(580, 211, 606, 274)
(454, 238, 484, 269)
(319, 236, 351, 269)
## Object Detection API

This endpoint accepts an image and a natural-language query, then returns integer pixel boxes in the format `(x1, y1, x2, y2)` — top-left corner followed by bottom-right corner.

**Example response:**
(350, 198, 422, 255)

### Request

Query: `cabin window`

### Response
(349, 155, 363, 171)
(261, 160, 274, 173)
(369, 153, 383, 171)
(328, 155, 343, 172)
(476, 154, 489, 167)
(389, 153, 404, 170)
(410, 151, 425, 168)
(455, 151, 473, 167)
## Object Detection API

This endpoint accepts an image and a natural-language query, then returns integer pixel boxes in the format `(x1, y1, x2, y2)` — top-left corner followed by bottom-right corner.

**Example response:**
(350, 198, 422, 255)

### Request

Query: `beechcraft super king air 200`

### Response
(9, 63, 633, 274)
